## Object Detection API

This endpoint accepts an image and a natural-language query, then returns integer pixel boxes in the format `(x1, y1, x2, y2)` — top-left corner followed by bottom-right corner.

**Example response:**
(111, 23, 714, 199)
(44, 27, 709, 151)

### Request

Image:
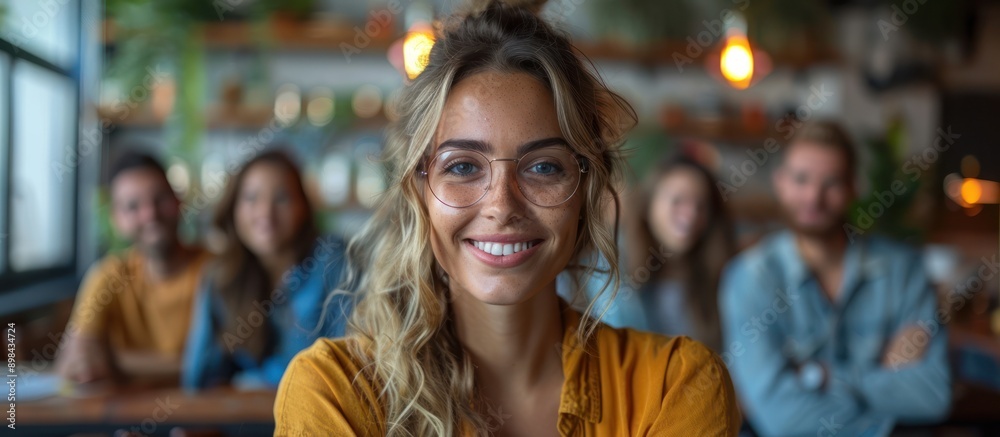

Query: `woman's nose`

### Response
(673, 202, 697, 223)
(480, 163, 527, 223)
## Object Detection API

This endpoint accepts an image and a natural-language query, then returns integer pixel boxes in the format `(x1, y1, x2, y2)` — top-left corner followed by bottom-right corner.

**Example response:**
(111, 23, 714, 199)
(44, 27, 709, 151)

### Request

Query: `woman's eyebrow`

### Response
(517, 137, 569, 155)
(437, 139, 491, 154)
(435, 137, 568, 155)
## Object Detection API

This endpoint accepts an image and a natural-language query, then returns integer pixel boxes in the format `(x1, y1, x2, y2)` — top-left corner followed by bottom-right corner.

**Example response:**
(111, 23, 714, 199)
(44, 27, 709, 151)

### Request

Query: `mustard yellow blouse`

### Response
(274, 303, 741, 436)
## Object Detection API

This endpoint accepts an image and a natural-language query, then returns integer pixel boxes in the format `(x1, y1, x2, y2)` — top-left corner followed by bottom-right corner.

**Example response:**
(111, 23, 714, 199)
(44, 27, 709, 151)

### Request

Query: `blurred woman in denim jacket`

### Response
(182, 150, 351, 389)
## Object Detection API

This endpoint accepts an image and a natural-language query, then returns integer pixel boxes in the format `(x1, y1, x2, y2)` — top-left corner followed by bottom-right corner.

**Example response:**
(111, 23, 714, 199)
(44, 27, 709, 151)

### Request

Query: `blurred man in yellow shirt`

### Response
(56, 151, 208, 386)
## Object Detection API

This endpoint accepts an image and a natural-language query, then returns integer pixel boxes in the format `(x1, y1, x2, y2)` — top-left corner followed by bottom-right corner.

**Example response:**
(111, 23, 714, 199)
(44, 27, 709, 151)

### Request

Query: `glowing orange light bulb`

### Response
(720, 33, 754, 89)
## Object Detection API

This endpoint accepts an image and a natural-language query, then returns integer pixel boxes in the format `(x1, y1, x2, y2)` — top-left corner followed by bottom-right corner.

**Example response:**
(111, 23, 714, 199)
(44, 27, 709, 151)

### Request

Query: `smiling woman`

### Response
(274, 1, 741, 436)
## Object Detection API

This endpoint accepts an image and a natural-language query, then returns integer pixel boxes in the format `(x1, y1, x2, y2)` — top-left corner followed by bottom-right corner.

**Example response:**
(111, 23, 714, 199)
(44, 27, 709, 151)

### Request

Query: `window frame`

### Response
(0, 2, 82, 293)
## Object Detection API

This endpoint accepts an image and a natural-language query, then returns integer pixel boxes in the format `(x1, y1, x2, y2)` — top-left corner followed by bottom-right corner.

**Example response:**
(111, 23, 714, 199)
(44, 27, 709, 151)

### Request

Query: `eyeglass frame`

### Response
(416, 147, 590, 208)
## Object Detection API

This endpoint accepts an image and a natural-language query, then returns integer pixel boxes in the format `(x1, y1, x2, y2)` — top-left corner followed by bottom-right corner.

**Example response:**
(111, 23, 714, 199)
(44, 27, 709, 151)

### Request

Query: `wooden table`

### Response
(17, 387, 275, 437)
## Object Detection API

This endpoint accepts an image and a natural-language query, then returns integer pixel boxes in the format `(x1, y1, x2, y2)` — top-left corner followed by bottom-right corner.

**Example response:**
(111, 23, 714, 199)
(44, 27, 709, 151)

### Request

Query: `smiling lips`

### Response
(465, 237, 543, 268)
(470, 240, 536, 256)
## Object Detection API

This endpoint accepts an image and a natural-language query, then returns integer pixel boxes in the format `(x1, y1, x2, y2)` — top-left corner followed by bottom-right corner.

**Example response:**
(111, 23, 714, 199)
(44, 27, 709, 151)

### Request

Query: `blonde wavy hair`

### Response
(339, 1, 635, 435)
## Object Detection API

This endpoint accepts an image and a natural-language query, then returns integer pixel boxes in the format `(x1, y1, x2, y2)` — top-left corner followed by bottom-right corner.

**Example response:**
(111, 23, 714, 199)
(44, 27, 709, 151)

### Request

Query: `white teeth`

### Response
(471, 240, 537, 256)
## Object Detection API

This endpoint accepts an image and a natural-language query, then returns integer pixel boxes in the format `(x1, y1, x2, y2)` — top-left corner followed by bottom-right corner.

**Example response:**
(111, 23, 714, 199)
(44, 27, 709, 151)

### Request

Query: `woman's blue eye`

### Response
(445, 162, 478, 176)
(529, 162, 560, 175)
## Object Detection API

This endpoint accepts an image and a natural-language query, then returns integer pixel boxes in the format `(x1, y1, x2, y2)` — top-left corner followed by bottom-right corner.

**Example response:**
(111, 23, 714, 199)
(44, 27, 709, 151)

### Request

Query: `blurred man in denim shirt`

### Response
(720, 121, 951, 436)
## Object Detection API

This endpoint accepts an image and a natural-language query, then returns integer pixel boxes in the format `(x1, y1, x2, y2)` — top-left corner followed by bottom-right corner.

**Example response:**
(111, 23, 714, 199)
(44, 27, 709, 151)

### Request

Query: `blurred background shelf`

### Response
(103, 17, 397, 52)
(102, 18, 840, 68)
(97, 104, 275, 130)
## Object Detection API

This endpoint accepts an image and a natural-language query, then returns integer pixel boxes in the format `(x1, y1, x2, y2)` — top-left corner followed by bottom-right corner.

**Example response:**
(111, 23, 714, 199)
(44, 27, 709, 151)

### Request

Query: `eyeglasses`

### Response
(418, 147, 588, 208)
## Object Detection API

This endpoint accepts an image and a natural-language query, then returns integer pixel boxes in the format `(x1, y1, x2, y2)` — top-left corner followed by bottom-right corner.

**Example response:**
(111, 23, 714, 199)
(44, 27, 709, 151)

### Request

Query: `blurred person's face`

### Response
(425, 71, 583, 305)
(111, 168, 180, 257)
(234, 162, 307, 258)
(648, 167, 710, 253)
(773, 142, 854, 236)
